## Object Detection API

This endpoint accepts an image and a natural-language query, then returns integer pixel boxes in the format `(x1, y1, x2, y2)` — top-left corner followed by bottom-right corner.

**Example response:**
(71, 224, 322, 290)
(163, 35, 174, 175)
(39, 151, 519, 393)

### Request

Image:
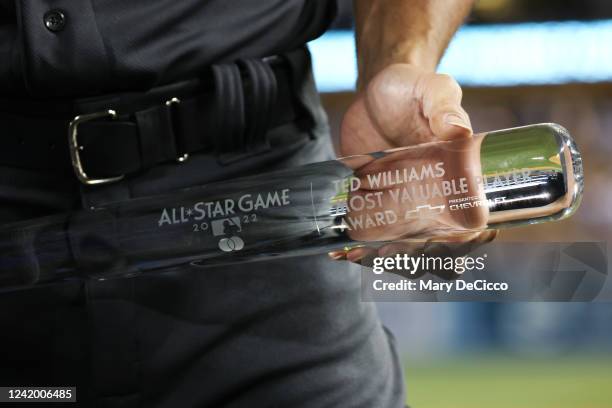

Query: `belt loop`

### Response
(165, 97, 189, 162)
(238, 59, 277, 149)
(211, 64, 246, 152)
(135, 104, 177, 168)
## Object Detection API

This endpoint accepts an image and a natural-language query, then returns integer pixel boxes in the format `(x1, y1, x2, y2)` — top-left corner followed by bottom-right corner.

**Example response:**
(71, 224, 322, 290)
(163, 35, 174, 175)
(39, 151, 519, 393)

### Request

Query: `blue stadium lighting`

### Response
(309, 20, 612, 91)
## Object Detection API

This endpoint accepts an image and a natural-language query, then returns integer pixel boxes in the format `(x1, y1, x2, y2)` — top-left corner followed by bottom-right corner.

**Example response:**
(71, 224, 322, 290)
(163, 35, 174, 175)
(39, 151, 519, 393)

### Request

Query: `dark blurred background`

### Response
(332, 0, 612, 27)
(311, 1, 612, 407)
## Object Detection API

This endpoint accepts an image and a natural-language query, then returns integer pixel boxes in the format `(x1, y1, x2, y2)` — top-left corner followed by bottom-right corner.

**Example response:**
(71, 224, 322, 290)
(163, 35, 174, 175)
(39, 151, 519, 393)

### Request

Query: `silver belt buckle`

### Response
(68, 110, 125, 185)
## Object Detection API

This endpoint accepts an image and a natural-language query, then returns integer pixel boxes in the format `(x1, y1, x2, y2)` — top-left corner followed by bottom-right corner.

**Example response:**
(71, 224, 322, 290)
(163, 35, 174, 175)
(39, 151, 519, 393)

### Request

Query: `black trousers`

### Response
(0, 70, 405, 407)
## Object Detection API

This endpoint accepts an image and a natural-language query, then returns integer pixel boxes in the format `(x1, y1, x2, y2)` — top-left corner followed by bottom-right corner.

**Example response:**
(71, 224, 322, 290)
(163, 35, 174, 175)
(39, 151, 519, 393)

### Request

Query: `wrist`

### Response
(357, 44, 438, 90)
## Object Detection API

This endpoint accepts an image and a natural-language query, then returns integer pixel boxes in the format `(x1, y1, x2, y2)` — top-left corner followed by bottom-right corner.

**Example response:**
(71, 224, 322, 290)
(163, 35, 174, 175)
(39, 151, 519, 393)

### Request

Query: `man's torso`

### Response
(0, 0, 336, 97)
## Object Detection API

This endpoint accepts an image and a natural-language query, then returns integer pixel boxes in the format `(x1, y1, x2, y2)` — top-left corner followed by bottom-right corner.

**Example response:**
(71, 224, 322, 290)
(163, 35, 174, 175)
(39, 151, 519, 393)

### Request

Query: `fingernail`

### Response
(328, 251, 346, 260)
(486, 230, 499, 242)
(444, 113, 471, 130)
(346, 251, 364, 263)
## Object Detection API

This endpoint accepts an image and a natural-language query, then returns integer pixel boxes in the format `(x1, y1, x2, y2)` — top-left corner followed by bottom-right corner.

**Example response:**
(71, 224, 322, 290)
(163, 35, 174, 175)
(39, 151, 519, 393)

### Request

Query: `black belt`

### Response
(0, 48, 312, 185)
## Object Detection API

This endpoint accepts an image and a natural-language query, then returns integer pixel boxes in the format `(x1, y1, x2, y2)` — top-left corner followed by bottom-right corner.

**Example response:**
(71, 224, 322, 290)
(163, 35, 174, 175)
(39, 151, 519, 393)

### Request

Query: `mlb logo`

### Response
(211, 217, 242, 236)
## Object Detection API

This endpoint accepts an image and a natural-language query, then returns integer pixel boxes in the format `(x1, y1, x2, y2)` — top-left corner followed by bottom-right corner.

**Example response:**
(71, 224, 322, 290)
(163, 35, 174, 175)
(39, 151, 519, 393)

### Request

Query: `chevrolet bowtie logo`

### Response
(404, 204, 446, 217)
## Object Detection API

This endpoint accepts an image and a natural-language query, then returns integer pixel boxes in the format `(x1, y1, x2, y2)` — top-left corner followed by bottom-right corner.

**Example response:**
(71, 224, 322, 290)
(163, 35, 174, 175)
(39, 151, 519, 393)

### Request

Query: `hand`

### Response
(332, 64, 497, 268)
(341, 64, 472, 154)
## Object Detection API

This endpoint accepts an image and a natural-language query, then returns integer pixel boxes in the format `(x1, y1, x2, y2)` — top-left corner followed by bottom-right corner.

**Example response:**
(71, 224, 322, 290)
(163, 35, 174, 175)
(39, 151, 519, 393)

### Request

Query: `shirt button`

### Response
(44, 10, 66, 32)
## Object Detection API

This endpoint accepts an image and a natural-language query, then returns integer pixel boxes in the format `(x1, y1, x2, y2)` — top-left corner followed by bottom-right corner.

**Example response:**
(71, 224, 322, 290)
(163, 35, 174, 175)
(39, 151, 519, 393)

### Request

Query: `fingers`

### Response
(355, 64, 472, 147)
(363, 65, 425, 144)
(328, 246, 377, 263)
(426, 229, 498, 245)
(420, 73, 472, 141)
(340, 96, 390, 155)
(473, 229, 498, 244)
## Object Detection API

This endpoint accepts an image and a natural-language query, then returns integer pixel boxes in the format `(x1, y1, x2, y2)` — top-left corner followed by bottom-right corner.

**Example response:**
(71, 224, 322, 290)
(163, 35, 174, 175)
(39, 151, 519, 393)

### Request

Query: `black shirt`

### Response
(0, 0, 336, 98)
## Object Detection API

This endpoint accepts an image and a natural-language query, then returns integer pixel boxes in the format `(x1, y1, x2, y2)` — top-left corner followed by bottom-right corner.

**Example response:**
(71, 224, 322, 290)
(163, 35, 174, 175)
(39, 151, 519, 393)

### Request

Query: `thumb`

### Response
(430, 106, 473, 141)
(421, 73, 473, 140)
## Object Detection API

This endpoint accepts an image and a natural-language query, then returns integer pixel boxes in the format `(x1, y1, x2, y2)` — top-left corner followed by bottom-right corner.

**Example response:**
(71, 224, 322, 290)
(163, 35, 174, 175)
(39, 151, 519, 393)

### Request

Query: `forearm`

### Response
(353, 0, 473, 89)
